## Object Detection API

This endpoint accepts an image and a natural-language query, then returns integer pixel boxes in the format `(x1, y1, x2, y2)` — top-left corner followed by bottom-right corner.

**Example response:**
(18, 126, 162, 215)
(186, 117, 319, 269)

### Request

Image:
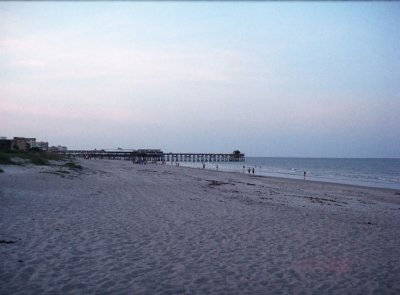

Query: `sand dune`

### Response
(1, 159, 400, 294)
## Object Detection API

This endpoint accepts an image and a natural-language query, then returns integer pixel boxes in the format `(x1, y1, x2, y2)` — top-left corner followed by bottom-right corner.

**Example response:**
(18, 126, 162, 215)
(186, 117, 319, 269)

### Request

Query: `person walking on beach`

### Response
(248, 168, 251, 174)
(252, 167, 255, 174)
(304, 171, 307, 180)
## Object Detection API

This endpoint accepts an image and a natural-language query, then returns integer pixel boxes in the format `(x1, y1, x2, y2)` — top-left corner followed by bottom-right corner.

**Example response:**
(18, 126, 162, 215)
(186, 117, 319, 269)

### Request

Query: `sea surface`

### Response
(176, 157, 400, 190)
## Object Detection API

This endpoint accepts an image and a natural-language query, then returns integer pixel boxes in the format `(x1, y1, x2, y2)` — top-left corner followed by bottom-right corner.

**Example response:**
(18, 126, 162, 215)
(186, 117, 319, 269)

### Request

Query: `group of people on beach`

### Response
(243, 166, 255, 174)
(241, 165, 307, 180)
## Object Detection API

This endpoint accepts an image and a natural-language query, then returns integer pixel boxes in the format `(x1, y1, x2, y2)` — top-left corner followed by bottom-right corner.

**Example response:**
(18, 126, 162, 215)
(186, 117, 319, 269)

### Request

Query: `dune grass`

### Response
(0, 151, 64, 166)
(0, 153, 14, 165)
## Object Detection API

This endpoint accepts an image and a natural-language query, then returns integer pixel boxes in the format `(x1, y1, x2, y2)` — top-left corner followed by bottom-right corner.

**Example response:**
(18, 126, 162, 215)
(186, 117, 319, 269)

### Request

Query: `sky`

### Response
(1, 2, 399, 157)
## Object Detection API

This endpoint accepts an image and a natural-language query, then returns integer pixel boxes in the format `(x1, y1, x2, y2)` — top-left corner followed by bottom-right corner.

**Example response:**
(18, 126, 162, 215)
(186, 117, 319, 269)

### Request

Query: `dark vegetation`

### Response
(0, 240, 15, 244)
(64, 161, 83, 170)
(207, 180, 228, 187)
(0, 153, 14, 165)
(0, 150, 64, 166)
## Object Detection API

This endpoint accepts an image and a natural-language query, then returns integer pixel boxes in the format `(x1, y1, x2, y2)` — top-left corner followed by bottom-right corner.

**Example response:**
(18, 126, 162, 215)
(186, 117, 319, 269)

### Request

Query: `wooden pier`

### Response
(61, 149, 245, 162)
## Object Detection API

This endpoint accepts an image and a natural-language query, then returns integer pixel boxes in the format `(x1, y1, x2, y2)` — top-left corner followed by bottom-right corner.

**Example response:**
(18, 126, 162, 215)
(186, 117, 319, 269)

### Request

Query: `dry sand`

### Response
(1, 159, 400, 294)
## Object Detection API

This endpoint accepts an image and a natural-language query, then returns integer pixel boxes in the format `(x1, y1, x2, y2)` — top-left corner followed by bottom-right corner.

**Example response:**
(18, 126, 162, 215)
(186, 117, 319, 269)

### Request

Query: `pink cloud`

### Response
(0, 100, 156, 125)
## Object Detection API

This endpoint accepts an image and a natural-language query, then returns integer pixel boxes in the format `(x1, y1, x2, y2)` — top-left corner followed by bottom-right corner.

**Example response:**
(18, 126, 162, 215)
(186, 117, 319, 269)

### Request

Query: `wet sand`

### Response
(1, 159, 400, 294)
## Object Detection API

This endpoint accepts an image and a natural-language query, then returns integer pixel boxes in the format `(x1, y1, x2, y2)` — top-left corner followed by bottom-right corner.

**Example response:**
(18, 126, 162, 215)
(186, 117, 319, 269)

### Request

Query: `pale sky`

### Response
(1, 2, 399, 157)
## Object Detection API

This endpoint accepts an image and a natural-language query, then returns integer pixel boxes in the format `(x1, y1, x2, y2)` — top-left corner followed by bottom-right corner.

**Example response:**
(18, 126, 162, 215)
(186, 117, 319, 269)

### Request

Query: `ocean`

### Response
(176, 157, 400, 190)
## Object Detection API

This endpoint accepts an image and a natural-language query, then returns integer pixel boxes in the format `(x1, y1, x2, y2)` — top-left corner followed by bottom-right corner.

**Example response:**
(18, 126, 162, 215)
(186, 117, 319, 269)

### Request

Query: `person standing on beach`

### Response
(304, 171, 307, 180)
(252, 167, 255, 174)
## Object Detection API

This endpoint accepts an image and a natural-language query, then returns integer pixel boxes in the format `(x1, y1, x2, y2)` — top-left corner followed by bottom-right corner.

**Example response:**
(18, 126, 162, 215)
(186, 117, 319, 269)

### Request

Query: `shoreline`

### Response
(173, 157, 400, 191)
(165, 161, 400, 193)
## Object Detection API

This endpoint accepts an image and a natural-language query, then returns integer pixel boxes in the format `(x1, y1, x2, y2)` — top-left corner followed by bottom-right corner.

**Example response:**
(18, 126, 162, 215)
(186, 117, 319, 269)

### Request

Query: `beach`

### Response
(1, 159, 400, 294)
